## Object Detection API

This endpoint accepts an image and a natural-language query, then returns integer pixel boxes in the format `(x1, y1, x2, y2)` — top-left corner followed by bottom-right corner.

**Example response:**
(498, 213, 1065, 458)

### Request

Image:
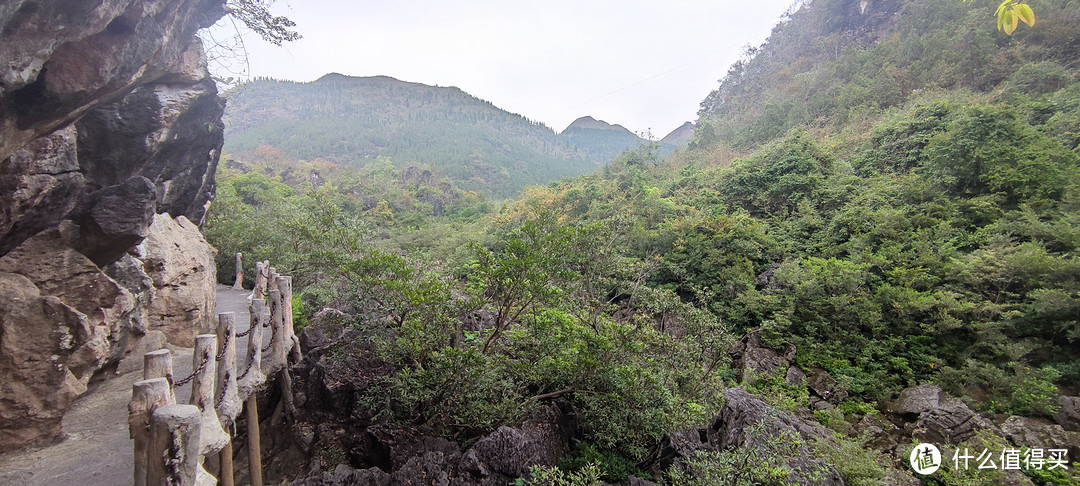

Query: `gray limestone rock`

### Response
(1053, 395, 1080, 431)
(889, 384, 943, 415)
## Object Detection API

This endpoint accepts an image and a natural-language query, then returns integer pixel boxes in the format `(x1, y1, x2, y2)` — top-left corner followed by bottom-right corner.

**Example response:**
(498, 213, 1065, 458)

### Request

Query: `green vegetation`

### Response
(205, 0, 1080, 482)
(664, 421, 827, 486)
(223, 75, 676, 198)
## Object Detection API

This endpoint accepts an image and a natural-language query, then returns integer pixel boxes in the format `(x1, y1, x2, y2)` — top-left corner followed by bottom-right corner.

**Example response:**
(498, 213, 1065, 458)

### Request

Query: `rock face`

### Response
(0, 0, 225, 162)
(0, 273, 93, 449)
(1000, 416, 1076, 459)
(654, 387, 844, 485)
(886, 384, 999, 445)
(0, 0, 226, 451)
(1054, 395, 1080, 431)
(0, 228, 135, 371)
(142, 213, 218, 347)
(728, 328, 796, 383)
(889, 384, 943, 415)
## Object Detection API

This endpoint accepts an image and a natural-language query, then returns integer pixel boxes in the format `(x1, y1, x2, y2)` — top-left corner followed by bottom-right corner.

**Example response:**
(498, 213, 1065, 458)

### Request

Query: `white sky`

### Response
(206, 0, 794, 137)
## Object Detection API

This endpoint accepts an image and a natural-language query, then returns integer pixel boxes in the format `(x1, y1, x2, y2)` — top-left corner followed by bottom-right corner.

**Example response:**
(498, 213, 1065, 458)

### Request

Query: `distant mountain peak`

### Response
(564, 116, 632, 133)
(313, 73, 404, 84)
(314, 72, 353, 83)
(661, 122, 695, 147)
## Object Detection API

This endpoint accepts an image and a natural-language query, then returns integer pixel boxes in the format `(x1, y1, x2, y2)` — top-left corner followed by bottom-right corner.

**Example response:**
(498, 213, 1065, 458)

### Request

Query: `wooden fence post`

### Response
(231, 253, 244, 290)
(246, 393, 264, 486)
(146, 404, 202, 486)
(215, 313, 242, 421)
(144, 349, 173, 382)
(130, 378, 174, 486)
(268, 267, 279, 294)
(216, 313, 241, 486)
(253, 262, 264, 300)
(143, 349, 175, 404)
(277, 275, 301, 362)
(190, 334, 229, 458)
(238, 299, 267, 397)
(237, 298, 268, 486)
(262, 289, 285, 375)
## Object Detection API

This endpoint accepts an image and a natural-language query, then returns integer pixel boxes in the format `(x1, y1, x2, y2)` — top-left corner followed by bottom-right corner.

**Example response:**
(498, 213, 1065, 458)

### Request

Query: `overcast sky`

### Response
(205, 0, 794, 137)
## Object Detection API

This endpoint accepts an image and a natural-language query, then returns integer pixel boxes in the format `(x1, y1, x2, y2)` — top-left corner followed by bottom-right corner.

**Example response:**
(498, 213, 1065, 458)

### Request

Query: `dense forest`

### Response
(223, 75, 681, 198)
(205, 0, 1080, 484)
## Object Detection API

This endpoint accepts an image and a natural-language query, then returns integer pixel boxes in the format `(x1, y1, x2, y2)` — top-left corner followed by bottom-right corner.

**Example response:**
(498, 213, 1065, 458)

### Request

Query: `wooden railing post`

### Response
(254, 261, 268, 300)
(246, 393, 264, 486)
(231, 252, 244, 290)
(190, 334, 229, 458)
(263, 289, 285, 375)
(215, 313, 242, 421)
(216, 313, 241, 486)
(144, 349, 173, 382)
(130, 378, 174, 486)
(268, 267, 279, 294)
(237, 298, 268, 486)
(277, 275, 301, 362)
(147, 404, 202, 486)
(238, 299, 267, 397)
(143, 349, 175, 403)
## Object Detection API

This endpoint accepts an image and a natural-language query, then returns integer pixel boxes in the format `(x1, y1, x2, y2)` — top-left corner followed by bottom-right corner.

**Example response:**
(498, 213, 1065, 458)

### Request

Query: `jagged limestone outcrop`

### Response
(141, 213, 218, 347)
(0, 0, 225, 451)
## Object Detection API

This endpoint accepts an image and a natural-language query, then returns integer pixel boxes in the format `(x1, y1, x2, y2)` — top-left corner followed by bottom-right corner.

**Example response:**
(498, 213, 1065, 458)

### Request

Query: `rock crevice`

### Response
(0, 0, 225, 452)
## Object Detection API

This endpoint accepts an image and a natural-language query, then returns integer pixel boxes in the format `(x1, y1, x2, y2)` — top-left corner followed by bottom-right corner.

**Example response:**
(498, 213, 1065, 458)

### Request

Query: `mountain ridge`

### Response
(223, 74, 681, 197)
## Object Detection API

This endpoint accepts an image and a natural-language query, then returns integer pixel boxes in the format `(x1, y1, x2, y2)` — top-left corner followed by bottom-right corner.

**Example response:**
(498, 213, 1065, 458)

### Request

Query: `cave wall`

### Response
(0, 0, 226, 451)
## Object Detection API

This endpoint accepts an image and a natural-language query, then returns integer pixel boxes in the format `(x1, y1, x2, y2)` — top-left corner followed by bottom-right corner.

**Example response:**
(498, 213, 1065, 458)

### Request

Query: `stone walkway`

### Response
(0, 285, 252, 486)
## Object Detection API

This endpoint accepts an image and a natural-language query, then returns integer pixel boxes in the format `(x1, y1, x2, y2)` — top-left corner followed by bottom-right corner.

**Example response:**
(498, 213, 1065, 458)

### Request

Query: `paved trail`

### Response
(0, 285, 252, 486)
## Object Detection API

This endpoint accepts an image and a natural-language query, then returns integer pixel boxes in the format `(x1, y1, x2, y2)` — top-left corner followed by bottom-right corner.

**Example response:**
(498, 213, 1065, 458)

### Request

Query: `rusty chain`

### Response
(236, 355, 255, 382)
(165, 429, 184, 485)
(214, 369, 231, 409)
(215, 332, 230, 362)
(261, 300, 278, 353)
(171, 348, 211, 389)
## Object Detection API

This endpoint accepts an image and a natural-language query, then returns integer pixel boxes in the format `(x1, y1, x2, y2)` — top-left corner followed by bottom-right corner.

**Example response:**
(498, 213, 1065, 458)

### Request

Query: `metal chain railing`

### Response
(236, 355, 255, 382)
(166, 432, 184, 485)
(214, 369, 231, 409)
(261, 301, 277, 354)
(134, 261, 297, 486)
(215, 332, 230, 362)
(171, 348, 211, 389)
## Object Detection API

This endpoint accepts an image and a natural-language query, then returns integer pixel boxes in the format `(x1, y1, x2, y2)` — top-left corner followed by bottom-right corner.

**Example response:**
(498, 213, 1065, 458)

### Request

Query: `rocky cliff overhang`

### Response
(0, 0, 226, 451)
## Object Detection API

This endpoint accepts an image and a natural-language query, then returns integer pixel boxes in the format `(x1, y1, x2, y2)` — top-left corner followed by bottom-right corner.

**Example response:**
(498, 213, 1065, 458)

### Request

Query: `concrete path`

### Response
(0, 285, 253, 486)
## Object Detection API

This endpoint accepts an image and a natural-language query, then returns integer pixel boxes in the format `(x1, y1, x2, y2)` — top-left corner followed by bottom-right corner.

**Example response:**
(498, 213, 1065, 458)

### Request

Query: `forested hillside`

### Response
(223, 74, 676, 198)
(206, 0, 1080, 484)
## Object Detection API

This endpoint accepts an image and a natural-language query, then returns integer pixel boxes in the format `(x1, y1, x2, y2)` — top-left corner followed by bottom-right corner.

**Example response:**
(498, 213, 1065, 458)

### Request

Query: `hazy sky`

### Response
(205, 0, 794, 137)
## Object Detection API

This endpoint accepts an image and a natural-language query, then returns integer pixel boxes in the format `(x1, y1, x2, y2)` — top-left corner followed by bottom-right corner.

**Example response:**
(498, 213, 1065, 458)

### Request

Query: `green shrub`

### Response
(811, 435, 888, 486)
(664, 420, 827, 486)
(519, 463, 602, 486)
(557, 443, 644, 482)
(1010, 61, 1074, 95)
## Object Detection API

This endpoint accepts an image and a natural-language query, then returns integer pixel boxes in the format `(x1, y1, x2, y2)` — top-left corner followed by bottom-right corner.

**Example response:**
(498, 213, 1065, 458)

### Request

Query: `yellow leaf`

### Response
(1015, 3, 1035, 26)
(995, 0, 1012, 16)
(999, 8, 1018, 35)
